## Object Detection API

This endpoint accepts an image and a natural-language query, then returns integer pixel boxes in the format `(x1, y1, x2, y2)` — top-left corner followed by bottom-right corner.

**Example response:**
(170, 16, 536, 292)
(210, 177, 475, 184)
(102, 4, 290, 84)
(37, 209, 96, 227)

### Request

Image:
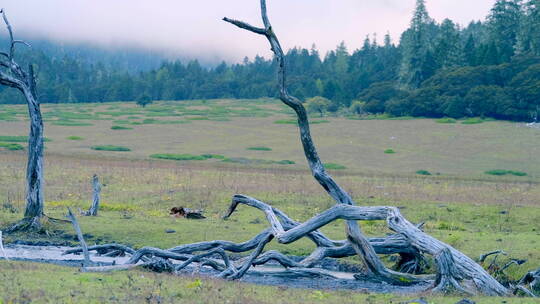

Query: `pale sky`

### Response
(1, 0, 496, 63)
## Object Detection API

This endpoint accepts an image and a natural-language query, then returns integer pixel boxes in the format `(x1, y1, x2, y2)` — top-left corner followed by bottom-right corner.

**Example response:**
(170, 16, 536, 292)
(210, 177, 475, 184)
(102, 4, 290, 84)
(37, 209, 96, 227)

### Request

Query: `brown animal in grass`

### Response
(170, 207, 205, 219)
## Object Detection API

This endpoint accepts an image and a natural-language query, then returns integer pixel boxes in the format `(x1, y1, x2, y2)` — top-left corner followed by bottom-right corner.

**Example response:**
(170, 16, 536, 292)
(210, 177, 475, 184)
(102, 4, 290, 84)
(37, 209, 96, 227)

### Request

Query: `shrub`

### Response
(485, 169, 527, 177)
(136, 94, 153, 108)
(416, 170, 432, 175)
(324, 163, 347, 170)
(0, 142, 24, 150)
(247, 146, 272, 151)
(66, 136, 83, 140)
(91, 145, 131, 152)
(111, 125, 133, 130)
(349, 100, 366, 116)
(384, 149, 396, 154)
(461, 118, 484, 125)
(305, 96, 331, 117)
(435, 118, 457, 124)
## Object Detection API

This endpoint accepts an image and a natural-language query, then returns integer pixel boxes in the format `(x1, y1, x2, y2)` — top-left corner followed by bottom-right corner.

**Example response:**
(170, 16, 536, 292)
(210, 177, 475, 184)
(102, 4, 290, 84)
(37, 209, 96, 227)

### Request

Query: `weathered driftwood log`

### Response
(66, 208, 91, 266)
(84, 174, 101, 216)
(0, 10, 44, 230)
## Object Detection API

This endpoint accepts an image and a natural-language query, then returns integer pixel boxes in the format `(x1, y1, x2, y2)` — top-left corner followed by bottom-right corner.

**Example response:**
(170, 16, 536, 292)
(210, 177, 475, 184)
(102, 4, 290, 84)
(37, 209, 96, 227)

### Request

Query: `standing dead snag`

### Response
(0, 9, 45, 231)
(84, 174, 101, 216)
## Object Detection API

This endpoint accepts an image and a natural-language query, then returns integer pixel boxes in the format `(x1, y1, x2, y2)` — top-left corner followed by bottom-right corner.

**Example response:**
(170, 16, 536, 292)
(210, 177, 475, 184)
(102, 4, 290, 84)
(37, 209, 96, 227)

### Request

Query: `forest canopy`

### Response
(0, 0, 539, 122)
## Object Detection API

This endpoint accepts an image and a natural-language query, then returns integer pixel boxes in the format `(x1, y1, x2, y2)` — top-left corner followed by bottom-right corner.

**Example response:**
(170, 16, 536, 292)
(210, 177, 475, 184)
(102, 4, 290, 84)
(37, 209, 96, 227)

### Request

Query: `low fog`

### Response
(1, 0, 495, 63)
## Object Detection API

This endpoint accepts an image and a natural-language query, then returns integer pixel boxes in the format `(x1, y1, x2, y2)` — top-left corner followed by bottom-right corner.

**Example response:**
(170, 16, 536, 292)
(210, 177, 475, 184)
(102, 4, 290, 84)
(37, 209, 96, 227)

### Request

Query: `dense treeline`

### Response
(0, 0, 539, 121)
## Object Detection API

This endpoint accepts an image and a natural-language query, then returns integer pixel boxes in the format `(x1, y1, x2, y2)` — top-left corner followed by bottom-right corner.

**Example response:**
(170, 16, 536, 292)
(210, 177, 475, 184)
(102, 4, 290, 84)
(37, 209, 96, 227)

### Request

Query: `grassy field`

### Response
(0, 99, 539, 303)
(0, 99, 538, 178)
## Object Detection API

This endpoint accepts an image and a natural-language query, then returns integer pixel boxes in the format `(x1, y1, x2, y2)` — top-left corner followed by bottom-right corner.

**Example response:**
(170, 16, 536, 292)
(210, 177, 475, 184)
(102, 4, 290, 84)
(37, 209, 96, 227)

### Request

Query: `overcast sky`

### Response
(1, 0, 495, 63)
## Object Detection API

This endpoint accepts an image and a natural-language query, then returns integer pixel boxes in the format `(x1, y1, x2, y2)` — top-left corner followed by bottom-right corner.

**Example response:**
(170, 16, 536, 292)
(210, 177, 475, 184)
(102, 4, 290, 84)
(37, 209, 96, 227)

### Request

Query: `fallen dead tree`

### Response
(62, 0, 538, 297)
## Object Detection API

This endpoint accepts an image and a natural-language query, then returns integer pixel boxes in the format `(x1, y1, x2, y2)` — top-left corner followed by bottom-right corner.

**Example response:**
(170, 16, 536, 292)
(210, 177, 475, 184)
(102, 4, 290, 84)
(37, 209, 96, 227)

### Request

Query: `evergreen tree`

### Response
(487, 0, 524, 61)
(434, 19, 464, 69)
(464, 34, 478, 66)
(519, 0, 540, 55)
(398, 0, 435, 88)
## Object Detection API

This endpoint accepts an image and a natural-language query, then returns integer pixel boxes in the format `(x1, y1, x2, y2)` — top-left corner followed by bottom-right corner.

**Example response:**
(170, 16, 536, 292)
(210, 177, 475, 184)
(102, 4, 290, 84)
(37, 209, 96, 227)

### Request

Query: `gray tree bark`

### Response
(85, 174, 101, 216)
(0, 10, 44, 228)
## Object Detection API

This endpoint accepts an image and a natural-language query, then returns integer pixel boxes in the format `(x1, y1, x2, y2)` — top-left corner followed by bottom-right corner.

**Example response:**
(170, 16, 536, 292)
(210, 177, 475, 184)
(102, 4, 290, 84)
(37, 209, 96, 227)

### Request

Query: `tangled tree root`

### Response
(4, 215, 69, 234)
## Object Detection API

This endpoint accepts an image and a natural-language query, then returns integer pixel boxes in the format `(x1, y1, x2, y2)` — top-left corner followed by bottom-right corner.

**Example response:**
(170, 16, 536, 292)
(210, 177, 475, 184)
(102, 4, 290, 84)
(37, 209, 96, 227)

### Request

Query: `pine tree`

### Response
(384, 32, 393, 48)
(519, 0, 540, 55)
(434, 19, 464, 69)
(464, 34, 478, 66)
(399, 0, 436, 88)
(487, 0, 524, 61)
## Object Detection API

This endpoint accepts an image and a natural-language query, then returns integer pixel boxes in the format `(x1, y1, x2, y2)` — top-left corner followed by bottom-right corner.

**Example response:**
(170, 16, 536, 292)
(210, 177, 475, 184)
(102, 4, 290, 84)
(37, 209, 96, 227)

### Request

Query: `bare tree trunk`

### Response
(86, 174, 101, 216)
(23, 77, 44, 219)
(0, 10, 45, 228)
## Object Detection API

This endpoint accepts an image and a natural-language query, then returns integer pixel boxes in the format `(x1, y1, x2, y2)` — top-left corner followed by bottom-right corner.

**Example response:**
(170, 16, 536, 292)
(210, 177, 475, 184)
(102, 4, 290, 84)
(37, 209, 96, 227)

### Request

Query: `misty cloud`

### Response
(1, 0, 495, 63)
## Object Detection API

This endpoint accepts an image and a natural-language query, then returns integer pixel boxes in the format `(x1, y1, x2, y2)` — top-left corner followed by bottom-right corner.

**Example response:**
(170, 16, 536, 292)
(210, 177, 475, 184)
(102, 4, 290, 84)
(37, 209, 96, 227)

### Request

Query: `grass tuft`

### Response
(150, 154, 207, 161)
(111, 125, 134, 130)
(461, 117, 484, 125)
(66, 136, 84, 141)
(0, 142, 24, 150)
(384, 149, 396, 154)
(416, 170, 432, 176)
(91, 145, 131, 152)
(323, 163, 347, 170)
(485, 169, 527, 177)
(247, 146, 272, 151)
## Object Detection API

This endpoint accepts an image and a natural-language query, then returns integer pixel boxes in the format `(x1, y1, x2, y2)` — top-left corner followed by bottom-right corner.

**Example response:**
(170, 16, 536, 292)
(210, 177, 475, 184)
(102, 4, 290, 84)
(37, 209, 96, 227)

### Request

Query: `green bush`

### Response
(461, 118, 484, 125)
(416, 170, 432, 175)
(0, 142, 24, 150)
(91, 145, 131, 152)
(247, 146, 272, 151)
(324, 163, 347, 170)
(111, 126, 133, 130)
(485, 169, 527, 177)
(66, 136, 83, 140)
(435, 118, 457, 124)
(384, 149, 396, 154)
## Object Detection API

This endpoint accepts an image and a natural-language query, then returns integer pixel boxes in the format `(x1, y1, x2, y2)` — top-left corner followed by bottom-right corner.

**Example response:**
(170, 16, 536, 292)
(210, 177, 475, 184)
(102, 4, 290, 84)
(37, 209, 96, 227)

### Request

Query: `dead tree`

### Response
(63, 0, 532, 297)
(0, 9, 45, 231)
(66, 208, 91, 267)
(84, 174, 101, 216)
